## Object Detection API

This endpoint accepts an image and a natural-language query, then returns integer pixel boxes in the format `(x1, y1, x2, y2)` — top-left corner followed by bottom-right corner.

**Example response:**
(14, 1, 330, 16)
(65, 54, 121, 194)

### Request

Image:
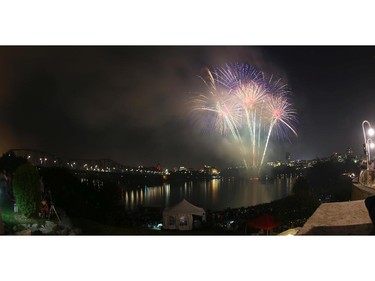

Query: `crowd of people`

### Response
(125, 195, 312, 235)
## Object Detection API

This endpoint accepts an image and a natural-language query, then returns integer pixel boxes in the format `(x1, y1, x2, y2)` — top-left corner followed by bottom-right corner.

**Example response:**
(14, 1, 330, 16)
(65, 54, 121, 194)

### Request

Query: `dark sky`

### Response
(0, 46, 374, 169)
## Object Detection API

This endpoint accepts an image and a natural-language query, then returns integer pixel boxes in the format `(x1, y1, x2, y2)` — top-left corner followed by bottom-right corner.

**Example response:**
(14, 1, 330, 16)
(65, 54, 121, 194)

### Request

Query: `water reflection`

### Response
(211, 179, 219, 204)
(123, 177, 295, 211)
(164, 184, 170, 207)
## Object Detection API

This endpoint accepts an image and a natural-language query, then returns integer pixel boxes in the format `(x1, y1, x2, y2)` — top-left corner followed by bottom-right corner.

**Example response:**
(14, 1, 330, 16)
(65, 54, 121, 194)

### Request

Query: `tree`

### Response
(0, 151, 28, 173)
(12, 164, 42, 217)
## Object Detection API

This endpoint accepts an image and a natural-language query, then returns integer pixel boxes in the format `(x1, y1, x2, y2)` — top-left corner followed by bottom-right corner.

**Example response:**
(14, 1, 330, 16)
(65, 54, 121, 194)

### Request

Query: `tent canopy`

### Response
(163, 199, 205, 230)
(163, 199, 205, 216)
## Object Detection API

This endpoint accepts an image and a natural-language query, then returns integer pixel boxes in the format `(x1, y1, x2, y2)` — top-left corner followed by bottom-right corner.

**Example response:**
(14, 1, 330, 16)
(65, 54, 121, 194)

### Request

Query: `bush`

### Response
(0, 151, 28, 173)
(12, 164, 42, 217)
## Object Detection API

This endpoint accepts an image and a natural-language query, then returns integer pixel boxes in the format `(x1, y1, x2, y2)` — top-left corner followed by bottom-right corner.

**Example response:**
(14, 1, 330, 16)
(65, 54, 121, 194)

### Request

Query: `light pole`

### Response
(367, 138, 375, 169)
(362, 120, 375, 169)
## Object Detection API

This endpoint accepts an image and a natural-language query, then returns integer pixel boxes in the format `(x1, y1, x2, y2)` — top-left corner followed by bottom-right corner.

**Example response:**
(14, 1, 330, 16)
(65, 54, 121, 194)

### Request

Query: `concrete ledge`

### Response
(298, 200, 374, 235)
(352, 183, 375, 200)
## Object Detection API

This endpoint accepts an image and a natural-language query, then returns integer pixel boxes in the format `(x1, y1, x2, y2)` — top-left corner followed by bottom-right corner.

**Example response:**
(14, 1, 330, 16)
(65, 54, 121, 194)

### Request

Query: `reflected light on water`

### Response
(125, 191, 128, 206)
(130, 190, 134, 210)
(163, 183, 170, 207)
(210, 179, 219, 204)
(123, 177, 296, 211)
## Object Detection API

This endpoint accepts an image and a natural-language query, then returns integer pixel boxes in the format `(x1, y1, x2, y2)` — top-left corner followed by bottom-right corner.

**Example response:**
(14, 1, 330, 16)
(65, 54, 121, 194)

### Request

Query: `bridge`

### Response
(6, 148, 165, 177)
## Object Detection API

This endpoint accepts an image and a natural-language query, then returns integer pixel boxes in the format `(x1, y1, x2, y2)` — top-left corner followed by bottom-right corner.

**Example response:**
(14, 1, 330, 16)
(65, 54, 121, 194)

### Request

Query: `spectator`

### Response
(39, 200, 49, 218)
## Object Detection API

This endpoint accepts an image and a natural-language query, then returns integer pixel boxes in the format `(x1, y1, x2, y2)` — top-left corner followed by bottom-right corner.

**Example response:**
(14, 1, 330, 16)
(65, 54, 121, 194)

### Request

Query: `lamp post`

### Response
(362, 120, 375, 169)
(367, 138, 375, 169)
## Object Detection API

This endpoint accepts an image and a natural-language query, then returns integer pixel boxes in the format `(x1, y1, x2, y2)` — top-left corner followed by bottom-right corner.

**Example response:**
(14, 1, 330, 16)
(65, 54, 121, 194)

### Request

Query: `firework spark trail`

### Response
(192, 68, 250, 167)
(257, 101, 264, 163)
(191, 63, 297, 174)
(259, 94, 298, 171)
(259, 119, 276, 174)
(234, 81, 269, 167)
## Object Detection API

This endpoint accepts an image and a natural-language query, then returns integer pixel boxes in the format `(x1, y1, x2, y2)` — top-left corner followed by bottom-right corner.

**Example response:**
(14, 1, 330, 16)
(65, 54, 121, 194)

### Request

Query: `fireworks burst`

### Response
(190, 63, 297, 173)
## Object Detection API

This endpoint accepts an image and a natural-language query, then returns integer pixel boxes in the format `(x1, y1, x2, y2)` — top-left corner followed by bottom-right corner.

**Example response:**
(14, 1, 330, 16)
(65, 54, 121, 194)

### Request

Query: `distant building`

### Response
(331, 152, 344, 163)
(203, 165, 218, 175)
(345, 147, 354, 161)
(179, 166, 188, 172)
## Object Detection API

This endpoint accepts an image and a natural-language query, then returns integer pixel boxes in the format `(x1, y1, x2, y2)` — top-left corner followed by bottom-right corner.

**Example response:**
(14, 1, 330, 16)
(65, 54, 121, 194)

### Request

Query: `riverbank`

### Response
(119, 194, 320, 235)
(1, 191, 319, 235)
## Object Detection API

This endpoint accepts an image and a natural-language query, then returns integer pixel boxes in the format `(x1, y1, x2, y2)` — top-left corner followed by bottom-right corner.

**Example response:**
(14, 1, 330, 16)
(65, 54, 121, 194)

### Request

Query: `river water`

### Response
(123, 176, 295, 211)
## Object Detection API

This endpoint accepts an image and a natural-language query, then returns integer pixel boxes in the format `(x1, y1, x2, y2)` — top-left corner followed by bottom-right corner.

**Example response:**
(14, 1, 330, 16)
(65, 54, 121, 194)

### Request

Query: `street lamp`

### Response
(367, 138, 375, 168)
(363, 120, 375, 169)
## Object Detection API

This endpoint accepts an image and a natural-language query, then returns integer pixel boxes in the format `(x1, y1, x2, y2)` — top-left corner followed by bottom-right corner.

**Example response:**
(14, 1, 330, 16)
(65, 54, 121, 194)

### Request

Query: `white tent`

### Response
(162, 199, 205, 231)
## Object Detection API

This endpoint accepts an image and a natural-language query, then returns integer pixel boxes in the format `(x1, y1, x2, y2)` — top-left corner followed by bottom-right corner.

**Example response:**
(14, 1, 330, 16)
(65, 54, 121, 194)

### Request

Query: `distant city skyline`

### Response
(1, 46, 374, 169)
(5, 145, 361, 172)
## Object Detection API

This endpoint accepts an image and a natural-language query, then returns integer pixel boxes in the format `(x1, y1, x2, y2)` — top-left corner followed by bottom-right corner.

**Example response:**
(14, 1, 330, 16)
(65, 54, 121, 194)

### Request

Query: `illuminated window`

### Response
(179, 216, 188, 226)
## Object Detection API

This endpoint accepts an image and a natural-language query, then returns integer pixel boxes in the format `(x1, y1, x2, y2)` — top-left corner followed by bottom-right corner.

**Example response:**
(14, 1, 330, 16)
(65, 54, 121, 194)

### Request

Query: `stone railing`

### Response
(359, 169, 375, 188)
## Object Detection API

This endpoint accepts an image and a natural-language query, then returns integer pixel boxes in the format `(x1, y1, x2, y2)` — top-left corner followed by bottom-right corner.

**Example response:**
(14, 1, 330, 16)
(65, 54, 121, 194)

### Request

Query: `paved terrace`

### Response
(298, 183, 375, 235)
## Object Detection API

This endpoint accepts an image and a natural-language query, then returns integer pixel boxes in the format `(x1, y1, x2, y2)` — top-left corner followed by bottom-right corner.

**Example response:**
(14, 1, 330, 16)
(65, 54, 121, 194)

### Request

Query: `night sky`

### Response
(1, 46, 374, 169)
